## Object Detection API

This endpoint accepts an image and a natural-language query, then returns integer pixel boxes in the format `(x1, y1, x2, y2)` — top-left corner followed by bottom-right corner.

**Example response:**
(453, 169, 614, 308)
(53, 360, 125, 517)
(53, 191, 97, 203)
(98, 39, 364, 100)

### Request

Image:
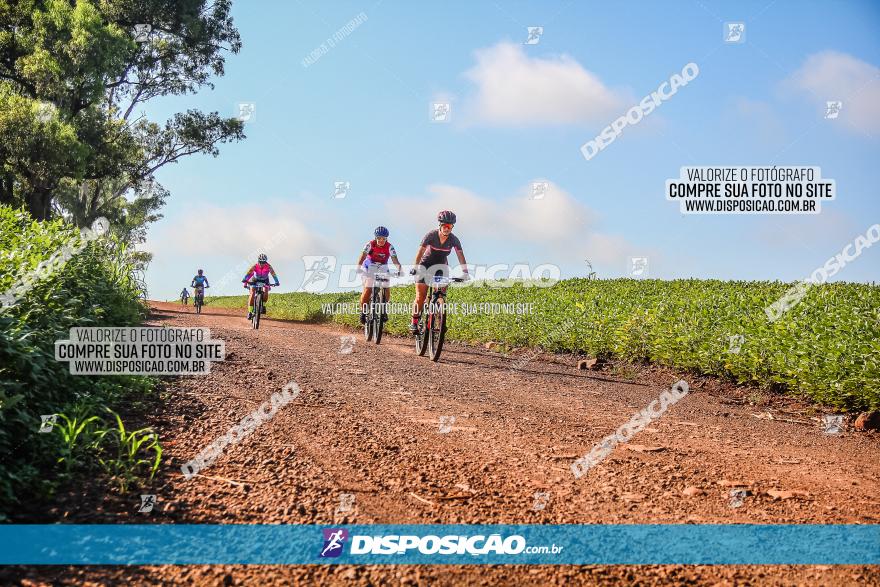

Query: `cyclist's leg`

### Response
(247, 287, 255, 316)
(262, 285, 270, 313)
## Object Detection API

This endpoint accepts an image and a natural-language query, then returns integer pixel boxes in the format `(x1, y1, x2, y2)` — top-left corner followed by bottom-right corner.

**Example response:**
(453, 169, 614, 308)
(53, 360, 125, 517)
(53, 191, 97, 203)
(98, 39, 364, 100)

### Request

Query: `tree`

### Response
(0, 0, 244, 225)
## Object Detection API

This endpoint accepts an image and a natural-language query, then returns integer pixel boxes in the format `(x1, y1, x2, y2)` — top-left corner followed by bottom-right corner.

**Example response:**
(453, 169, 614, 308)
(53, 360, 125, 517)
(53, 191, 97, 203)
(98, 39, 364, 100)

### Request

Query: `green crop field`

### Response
(206, 278, 880, 411)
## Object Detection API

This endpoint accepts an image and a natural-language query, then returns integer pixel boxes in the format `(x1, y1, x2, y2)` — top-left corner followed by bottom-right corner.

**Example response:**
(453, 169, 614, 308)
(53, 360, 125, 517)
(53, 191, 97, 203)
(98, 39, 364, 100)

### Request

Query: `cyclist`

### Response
(408, 210, 469, 333)
(180, 288, 190, 305)
(356, 226, 402, 325)
(242, 254, 280, 320)
(191, 269, 210, 302)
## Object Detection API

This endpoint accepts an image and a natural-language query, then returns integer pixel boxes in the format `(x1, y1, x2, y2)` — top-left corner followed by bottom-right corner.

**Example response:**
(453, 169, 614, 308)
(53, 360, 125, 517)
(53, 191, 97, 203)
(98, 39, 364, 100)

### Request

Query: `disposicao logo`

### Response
(319, 528, 349, 558)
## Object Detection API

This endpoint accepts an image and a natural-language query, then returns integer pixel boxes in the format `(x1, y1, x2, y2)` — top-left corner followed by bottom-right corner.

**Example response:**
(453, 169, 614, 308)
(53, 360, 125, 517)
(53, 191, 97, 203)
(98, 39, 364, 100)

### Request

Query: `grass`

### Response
(205, 277, 880, 411)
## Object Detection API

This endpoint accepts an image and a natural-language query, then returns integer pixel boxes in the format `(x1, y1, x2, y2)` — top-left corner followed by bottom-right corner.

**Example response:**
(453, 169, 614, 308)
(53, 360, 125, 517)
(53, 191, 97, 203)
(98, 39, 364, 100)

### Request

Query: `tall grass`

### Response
(0, 207, 152, 519)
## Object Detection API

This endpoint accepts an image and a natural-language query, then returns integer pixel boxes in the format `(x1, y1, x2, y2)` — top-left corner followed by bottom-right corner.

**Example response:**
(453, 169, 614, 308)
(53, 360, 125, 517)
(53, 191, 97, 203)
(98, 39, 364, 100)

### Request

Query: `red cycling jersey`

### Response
(362, 240, 397, 265)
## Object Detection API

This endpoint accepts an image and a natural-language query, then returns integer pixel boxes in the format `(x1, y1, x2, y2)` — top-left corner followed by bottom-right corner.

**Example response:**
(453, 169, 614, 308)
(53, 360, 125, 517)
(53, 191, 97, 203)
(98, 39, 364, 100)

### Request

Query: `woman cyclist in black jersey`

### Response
(408, 210, 470, 333)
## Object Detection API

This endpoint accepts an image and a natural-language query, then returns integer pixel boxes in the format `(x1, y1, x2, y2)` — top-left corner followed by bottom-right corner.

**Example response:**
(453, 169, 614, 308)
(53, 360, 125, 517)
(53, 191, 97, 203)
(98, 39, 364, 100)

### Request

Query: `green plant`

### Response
(96, 410, 162, 493)
(53, 411, 102, 476)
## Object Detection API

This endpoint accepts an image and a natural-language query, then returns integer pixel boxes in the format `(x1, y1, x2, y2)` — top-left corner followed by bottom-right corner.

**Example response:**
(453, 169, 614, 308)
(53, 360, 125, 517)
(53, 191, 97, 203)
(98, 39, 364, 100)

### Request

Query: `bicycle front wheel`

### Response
(252, 293, 261, 329)
(429, 299, 446, 362)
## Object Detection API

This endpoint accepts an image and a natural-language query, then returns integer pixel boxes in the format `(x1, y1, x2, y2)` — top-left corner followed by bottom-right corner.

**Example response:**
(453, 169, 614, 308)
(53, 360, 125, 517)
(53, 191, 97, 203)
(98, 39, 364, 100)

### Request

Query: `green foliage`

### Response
(208, 277, 880, 410)
(95, 410, 161, 493)
(0, 0, 244, 226)
(0, 205, 148, 517)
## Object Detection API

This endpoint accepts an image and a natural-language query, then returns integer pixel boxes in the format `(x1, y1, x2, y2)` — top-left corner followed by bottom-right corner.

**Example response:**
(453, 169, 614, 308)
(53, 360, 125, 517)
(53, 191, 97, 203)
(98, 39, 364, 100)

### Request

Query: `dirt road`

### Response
(11, 302, 879, 586)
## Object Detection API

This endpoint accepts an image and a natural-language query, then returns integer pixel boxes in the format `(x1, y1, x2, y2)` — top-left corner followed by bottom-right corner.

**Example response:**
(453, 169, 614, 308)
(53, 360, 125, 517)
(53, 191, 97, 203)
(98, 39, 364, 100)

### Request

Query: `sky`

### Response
(142, 0, 880, 300)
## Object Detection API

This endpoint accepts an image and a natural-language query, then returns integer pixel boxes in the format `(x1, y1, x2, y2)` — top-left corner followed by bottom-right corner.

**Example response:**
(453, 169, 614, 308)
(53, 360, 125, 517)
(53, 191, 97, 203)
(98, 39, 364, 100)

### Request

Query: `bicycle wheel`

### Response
(195, 295, 202, 314)
(373, 288, 384, 345)
(429, 297, 446, 362)
(252, 292, 261, 329)
(416, 308, 430, 356)
(364, 291, 374, 342)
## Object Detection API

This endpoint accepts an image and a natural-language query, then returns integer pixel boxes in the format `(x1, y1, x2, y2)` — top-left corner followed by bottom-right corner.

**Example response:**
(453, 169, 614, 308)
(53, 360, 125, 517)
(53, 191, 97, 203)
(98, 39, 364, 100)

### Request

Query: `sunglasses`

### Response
(440, 223, 454, 230)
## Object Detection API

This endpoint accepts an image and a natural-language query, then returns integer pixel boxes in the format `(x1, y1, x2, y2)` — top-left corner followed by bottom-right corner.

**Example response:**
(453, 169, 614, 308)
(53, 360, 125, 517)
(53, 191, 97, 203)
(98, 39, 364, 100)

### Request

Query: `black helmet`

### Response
(197, 269, 203, 275)
(437, 210, 456, 224)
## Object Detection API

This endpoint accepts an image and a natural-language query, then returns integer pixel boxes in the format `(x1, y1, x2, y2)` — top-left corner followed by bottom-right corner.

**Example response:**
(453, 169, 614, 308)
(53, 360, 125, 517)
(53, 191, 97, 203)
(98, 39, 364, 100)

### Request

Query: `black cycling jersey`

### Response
(418, 230, 462, 268)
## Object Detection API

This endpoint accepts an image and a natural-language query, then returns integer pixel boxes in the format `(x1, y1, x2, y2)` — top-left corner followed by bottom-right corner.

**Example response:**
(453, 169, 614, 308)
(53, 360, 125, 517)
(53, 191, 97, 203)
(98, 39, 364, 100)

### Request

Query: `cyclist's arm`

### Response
(356, 251, 367, 266)
(241, 267, 254, 282)
(412, 245, 426, 267)
(268, 265, 280, 285)
(390, 253, 402, 271)
(455, 249, 469, 274)
(204, 278, 210, 287)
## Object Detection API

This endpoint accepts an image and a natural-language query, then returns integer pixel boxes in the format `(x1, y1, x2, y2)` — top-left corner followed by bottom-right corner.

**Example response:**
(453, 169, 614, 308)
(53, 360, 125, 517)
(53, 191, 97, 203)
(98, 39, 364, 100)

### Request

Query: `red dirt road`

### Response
(8, 301, 880, 586)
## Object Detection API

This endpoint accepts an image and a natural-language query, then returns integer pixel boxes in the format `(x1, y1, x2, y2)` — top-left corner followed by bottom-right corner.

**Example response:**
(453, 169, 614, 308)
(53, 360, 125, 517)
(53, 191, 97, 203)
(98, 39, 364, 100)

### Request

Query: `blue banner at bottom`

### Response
(0, 525, 877, 565)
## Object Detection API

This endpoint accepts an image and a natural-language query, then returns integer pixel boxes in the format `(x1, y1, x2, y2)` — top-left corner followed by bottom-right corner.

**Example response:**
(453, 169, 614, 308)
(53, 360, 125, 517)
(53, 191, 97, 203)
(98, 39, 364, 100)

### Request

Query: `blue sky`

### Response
(143, 0, 880, 299)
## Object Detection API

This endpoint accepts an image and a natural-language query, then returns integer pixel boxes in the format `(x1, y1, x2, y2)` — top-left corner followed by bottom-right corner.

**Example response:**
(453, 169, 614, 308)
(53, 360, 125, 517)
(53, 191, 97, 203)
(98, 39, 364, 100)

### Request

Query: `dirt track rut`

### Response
(9, 301, 879, 586)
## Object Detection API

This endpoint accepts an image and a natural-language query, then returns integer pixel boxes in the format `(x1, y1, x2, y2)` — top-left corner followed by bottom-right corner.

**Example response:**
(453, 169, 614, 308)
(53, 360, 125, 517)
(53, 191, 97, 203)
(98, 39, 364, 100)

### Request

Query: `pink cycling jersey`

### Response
(242, 262, 276, 283)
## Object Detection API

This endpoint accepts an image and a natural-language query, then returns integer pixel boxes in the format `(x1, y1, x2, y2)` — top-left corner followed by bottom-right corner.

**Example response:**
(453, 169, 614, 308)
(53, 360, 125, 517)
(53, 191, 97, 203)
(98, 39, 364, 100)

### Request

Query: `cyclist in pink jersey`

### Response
(242, 253, 280, 320)
(356, 226, 402, 324)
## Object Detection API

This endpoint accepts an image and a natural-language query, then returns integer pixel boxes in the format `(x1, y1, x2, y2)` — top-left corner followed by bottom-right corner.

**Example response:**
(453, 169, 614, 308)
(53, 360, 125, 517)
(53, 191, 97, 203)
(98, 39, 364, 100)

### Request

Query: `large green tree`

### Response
(0, 0, 244, 226)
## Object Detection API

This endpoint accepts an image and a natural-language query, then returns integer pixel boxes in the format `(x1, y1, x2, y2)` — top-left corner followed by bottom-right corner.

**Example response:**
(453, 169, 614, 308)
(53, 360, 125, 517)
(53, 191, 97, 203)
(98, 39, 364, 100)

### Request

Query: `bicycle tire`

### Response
(253, 292, 261, 329)
(416, 307, 430, 356)
(373, 287, 384, 344)
(364, 290, 374, 342)
(429, 297, 446, 362)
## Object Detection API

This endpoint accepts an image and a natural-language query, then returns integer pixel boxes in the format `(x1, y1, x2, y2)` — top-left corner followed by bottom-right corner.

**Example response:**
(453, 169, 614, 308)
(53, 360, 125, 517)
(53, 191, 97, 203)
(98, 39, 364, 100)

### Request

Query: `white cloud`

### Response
(382, 182, 639, 269)
(461, 42, 626, 126)
(784, 51, 880, 134)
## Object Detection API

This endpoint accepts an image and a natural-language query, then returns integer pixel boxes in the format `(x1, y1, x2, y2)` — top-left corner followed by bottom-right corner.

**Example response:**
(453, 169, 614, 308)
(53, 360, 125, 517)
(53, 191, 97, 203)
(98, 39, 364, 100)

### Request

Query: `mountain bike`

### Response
(193, 285, 208, 314)
(364, 269, 394, 344)
(415, 276, 464, 361)
(247, 280, 271, 330)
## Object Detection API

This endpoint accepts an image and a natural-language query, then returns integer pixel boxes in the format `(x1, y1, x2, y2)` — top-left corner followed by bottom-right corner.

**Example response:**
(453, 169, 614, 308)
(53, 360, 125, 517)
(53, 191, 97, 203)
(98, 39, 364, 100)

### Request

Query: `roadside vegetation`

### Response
(0, 207, 160, 519)
(207, 278, 880, 411)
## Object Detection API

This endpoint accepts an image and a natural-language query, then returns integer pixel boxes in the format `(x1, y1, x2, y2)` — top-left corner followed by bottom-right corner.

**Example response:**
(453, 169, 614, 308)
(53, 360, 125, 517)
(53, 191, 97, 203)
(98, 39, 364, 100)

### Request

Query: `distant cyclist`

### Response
(242, 253, 280, 320)
(180, 288, 190, 305)
(356, 226, 402, 325)
(191, 269, 210, 300)
(408, 210, 469, 333)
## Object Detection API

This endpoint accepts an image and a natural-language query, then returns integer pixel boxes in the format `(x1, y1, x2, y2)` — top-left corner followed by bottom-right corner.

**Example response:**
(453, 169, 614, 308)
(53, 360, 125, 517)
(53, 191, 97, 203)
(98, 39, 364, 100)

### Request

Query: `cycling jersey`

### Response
(362, 240, 397, 267)
(242, 262, 278, 283)
(192, 275, 208, 287)
(418, 230, 462, 267)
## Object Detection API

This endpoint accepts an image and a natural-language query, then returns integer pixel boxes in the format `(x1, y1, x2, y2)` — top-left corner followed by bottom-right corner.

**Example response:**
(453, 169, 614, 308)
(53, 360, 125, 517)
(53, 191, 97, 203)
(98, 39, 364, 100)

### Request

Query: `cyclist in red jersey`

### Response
(356, 226, 402, 324)
(408, 210, 469, 333)
(242, 253, 280, 320)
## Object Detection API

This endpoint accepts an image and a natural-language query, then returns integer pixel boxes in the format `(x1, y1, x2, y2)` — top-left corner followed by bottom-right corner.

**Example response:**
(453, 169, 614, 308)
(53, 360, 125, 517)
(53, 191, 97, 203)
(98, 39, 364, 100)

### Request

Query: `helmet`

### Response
(258, 253, 268, 263)
(197, 269, 203, 275)
(374, 226, 389, 238)
(437, 210, 456, 224)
